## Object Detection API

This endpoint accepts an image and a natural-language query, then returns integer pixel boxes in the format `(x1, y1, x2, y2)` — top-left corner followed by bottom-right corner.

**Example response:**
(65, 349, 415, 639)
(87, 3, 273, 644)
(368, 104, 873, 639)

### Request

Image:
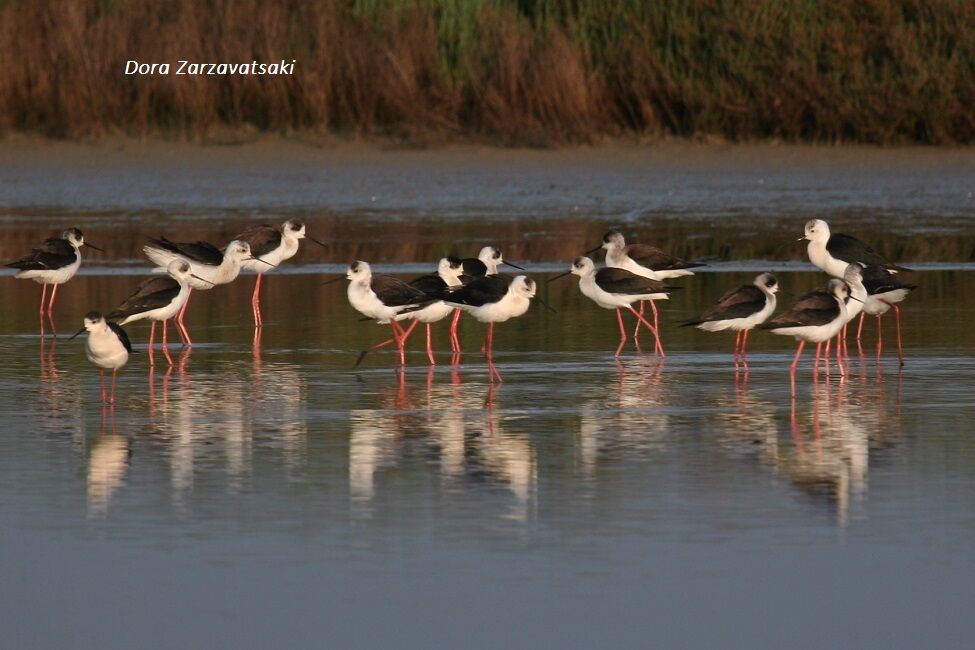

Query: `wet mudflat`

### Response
(0, 142, 973, 649)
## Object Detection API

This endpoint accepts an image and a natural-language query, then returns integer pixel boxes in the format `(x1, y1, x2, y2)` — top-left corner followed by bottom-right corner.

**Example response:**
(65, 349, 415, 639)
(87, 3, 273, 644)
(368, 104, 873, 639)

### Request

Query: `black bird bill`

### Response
(503, 261, 525, 271)
(547, 270, 572, 283)
(306, 235, 328, 249)
(68, 327, 86, 340)
(86, 243, 104, 252)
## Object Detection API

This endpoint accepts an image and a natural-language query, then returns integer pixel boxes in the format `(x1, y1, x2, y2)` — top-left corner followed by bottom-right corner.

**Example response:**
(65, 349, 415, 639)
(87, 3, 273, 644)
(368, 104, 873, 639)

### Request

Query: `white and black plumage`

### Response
(71, 311, 131, 404)
(346, 261, 435, 366)
(590, 229, 704, 352)
(108, 259, 209, 363)
(681, 272, 779, 369)
(143, 238, 262, 337)
(235, 219, 327, 327)
(557, 256, 675, 357)
(759, 278, 858, 376)
(459, 246, 523, 279)
(5, 227, 102, 318)
(354, 257, 466, 366)
(442, 274, 537, 383)
(802, 219, 912, 279)
(857, 264, 918, 364)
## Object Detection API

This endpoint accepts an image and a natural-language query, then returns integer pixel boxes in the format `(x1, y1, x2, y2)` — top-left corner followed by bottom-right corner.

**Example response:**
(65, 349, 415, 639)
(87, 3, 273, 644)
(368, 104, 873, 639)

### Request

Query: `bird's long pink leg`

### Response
(176, 289, 192, 342)
(740, 329, 750, 370)
(632, 301, 645, 342)
(39, 284, 48, 315)
(813, 341, 822, 375)
(649, 301, 663, 355)
(99, 369, 107, 403)
(484, 323, 503, 383)
(626, 305, 664, 357)
(392, 320, 419, 365)
(790, 340, 806, 373)
(47, 283, 59, 315)
(893, 305, 905, 366)
(176, 314, 192, 346)
(161, 320, 173, 366)
(876, 314, 884, 359)
(425, 323, 436, 365)
(856, 313, 866, 340)
(823, 338, 831, 376)
(733, 330, 741, 369)
(110, 369, 118, 405)
(148, 321, 156, 366)
(449, 310, 462, 353)
(614, 309, 628, 357)
(252, 274, 263, 327)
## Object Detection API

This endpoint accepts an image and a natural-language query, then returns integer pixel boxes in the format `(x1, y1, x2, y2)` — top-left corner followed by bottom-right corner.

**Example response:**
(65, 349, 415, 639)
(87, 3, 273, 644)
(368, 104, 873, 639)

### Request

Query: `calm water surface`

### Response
(1, 143, 973, 649)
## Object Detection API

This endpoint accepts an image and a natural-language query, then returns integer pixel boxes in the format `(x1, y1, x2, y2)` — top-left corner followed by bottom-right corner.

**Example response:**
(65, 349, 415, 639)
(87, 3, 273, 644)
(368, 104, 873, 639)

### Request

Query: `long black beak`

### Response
(86, 243, 104, 252)
(191, 274, 215, 286)
(68, 327, 86, 341)
(849, 296, 865, 304)
(248, 256, 277, 268)
(535, 295, 557, 313)
(503, 261, 525, 271)
(321, 276, 345, 285)
(307, 236, 328, 249)
(547, 270, 572, 283)
(584, 245, 601, 255)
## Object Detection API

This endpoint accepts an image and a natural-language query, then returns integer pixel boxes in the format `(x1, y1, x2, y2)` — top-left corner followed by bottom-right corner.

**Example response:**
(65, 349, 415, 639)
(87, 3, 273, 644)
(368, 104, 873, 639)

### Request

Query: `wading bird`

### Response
(108, 259, 212, 364)
(71, 312, 131, 404)
(681, 272, 779, 369)
(443, 274, 539, 383)
(553, 256, 673, 357)
(588, 229, 704, 353)
(235, 219, 327, 327)
(5, 228, 102, 322)
(859, 264, 917, 364)
(801, 219, 911, 278)
(144, 238, 271, 339)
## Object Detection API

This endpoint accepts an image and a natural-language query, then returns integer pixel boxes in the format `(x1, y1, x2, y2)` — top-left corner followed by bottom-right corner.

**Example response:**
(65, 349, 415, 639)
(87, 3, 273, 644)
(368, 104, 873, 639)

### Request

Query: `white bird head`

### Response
(601, 229, 626, 251)
(283, 219, 306, 240)
(510, 275, 537, 299)
(754, 272, 779, 293)
(803, 219, 831, 243)
(570, 256, 596, 277)
(347, 260, 372, 282)
(225, 240, 252, 261)
(438, 256, 465, 285)
(82, 311, 107, 332)
(827, 278, 852, 303)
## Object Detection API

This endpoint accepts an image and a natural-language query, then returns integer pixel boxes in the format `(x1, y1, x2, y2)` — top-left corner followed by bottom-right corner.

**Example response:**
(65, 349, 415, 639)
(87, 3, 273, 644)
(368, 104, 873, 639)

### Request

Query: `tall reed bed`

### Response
(1, 0, 972, 143)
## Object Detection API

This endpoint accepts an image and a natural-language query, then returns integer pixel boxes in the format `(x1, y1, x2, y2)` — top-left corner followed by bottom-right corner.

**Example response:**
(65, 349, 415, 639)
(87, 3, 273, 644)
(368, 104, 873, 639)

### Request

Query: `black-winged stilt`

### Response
(5, 228, 103, 322)
(442, 274, 538, 383)
(143, 238, 271, 339)
(681, 272, 779, 369)
(70, 311, 131, 404)
(859, 264, 917, 364)
(801, 219, 911, 278)
(553, 256, 673, 357)
(345, 261, 434, 366)
(108, 259, 211, 365)
(587, 228, 703, 353)
(235, 219, 327, 327)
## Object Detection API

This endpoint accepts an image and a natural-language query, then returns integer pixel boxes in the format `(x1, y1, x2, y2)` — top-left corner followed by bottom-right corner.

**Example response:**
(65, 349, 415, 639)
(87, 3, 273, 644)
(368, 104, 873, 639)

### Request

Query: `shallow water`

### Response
(1, 143, 974, 649)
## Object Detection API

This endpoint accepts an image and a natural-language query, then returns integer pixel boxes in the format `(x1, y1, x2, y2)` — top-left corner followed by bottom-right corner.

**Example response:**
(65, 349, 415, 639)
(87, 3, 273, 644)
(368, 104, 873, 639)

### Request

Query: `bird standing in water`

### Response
(72, 312, 131, 405)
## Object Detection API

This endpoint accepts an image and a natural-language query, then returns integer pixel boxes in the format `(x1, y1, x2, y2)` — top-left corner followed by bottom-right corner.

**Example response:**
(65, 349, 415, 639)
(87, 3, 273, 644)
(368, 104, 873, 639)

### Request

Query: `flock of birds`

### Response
(4, 218, 916, 403)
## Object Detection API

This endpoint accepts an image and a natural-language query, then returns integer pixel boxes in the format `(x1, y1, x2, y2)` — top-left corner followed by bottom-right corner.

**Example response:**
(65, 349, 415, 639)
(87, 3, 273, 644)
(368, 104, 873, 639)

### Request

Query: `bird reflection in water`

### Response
(348, 371, 538, 522)
(578, 357, 669, 479)
(87, 422, 129, 518)
(782, 372, 901, 531)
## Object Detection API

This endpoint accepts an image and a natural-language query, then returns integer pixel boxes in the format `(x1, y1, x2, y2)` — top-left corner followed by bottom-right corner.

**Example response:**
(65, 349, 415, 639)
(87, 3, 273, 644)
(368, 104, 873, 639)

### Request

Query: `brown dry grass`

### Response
(1, 0, 973, 144)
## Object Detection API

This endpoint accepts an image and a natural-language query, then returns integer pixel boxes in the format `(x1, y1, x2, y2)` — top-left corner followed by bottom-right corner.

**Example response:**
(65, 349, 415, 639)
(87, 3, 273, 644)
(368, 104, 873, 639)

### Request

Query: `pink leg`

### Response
(625, 305, 664, 357)
(175, 315, 192, 346)
(449, 310, 462, 353)
(876, 314, 884, 359)
(649, 300, 663, 356)
(252, 274, 263, 327)
(484, 323, 503, 383)
(148, 321, 157, 366)
(823, 338, 831, 376)
(39, 284, 48, 315)
(632, 301, 645, 342)
(813, 341, 822, 374)
(893, 305, 904, 366)
(110, 369, 118, 405)
(425, 323, 436, 365)
(99, 369, 107, 403)
(740, 329, 750, 370)
(176, 289, 192, 343)
(856, 312, 866, 340)
(161, 320, 174, 366)
(47, 283, 59, 315)
(614, 308, 628, 357)
(733, 330, 741, 368)
(790, 340, 806, 373)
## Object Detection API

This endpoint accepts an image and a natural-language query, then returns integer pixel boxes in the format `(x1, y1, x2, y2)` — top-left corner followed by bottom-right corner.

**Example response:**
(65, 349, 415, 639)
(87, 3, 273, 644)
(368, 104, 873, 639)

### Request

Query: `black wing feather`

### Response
(760, 289, 839, 329)
(594, 267, 677, 295)
(107, 321, 133, 353)
(461, 258, 488, 278)
(108, 276, 181, 320)
(827, 233, 912, 272)
(443, 275, 508, 307)
(861, 265, 917, 296)
(682, 285, 766, 326)
(148, 237, 224, 266)
(235, 224, 281, 258)
(5, 237, 76, 270)
(625, 244, 705, 271)
(370, 275, 430, 306)
(409, 273, 448, 295)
